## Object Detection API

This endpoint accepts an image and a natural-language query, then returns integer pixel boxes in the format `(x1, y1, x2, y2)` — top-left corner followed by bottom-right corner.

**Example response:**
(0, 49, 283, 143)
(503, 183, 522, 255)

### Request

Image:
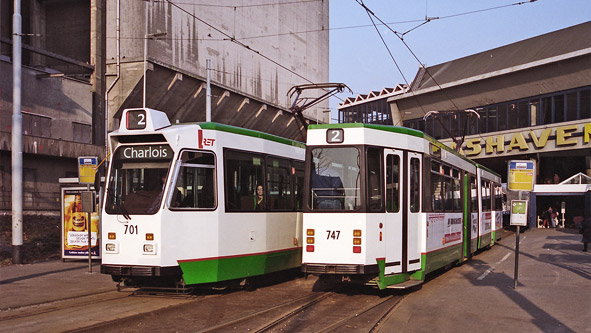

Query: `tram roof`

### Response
(309, 123, 500, 177)
(182, 122, 306, 149)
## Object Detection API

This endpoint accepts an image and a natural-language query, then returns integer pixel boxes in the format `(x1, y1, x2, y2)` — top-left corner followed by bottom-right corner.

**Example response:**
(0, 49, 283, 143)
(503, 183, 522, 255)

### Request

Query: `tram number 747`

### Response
(326, 230, 340, 240)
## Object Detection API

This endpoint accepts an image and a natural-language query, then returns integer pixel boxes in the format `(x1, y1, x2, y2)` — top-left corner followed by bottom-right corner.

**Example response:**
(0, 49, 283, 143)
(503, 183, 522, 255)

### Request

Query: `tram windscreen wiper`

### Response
(107, 187, 131, 220)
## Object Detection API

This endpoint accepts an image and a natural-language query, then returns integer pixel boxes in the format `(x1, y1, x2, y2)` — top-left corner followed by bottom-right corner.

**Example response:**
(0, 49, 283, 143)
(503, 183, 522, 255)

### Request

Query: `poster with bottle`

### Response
(61, 187, 101, 259)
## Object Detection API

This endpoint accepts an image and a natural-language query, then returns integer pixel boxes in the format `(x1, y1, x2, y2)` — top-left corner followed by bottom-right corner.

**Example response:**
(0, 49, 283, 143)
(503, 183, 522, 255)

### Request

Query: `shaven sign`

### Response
(119, 145, 173, 160)
(198, 130, 216, 149)
(448, 123, 591, 158)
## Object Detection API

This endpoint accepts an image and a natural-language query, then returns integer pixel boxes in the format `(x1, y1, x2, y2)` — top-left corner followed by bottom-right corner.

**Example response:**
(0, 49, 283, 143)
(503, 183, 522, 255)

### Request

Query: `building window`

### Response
(529, 100, 539, 127)
(554, 95, 565, 123)
(581, 88, 591, 119)
(23, 113, 51, 138)
(73, 122, 91, 144)
(566, 92, 578, 121)
(541, 96, 552, 125)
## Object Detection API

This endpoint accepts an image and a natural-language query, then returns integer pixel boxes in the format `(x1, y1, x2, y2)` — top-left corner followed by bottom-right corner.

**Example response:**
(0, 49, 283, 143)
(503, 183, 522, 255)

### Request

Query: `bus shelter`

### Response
(529, 173, 591, 229)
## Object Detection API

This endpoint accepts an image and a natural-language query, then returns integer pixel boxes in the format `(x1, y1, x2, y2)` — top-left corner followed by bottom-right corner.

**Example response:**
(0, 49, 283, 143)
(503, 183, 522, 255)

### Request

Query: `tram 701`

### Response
(301, 123, 503, 289)
(101, 108, 305, 287)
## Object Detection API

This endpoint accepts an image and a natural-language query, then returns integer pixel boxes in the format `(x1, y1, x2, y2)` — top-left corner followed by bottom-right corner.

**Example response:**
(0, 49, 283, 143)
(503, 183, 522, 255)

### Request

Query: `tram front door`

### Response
(384, 150, 403, 275)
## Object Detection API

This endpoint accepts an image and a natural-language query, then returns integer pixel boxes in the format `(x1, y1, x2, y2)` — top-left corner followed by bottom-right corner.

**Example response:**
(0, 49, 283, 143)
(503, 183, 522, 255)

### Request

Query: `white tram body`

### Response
(301, 124, 502, 289)
(101, 108, 305, 286)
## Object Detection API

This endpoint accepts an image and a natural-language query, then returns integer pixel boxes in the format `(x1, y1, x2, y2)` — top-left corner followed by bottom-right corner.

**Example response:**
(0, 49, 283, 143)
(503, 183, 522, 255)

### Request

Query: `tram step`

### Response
(386, 279, 424, 290)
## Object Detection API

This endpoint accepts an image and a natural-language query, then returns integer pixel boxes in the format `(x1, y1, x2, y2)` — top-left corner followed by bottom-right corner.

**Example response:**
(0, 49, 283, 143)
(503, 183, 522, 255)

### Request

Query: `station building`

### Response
(338, 21, 591, 228)
(0, 0, 329, 214)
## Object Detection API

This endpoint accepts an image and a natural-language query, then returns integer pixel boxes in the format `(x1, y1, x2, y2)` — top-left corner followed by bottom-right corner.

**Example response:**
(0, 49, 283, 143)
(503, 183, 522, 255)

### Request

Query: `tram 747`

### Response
(302, 123, 502, 289)
(101, 108, 305, 287)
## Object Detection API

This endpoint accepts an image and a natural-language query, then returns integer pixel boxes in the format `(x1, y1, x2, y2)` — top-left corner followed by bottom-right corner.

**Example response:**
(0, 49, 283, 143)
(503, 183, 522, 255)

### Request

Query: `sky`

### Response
(328, 0, 591, 122)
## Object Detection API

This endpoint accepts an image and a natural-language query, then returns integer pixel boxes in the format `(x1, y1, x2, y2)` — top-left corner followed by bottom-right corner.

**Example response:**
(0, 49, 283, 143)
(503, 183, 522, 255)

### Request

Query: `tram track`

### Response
(193, 284, 406, 333)
(252, 291, 405, 332)
(197, 291, 336, 332)
(0, 288, 207, 333)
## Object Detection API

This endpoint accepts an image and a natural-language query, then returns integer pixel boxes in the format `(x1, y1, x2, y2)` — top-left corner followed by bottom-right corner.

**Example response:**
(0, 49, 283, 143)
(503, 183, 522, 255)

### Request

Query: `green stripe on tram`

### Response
(178, 248, 301, 285)
(198, 122, 306, 149)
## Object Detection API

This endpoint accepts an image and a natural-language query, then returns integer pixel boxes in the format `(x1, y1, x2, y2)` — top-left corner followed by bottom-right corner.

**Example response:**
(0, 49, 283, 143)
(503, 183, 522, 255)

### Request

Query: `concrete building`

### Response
(339, 21, 591, 227)
(105, 0, 329, 140)
(0, 0, 329, 214)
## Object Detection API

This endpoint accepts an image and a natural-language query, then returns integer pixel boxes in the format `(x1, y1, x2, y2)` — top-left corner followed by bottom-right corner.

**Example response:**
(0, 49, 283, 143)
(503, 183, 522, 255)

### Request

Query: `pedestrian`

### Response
(581, 216, 591, 252)
(542, 206, 554, 228)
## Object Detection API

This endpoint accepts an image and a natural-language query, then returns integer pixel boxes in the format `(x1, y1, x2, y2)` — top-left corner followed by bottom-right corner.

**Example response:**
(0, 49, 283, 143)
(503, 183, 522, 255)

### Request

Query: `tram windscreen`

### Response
(105, 144, 173, 215)
(309, 147, 361, 211)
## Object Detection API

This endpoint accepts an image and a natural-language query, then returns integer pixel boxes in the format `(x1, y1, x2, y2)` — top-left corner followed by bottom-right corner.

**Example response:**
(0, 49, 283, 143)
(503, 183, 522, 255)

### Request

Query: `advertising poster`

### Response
(61, 188, 100, 259)
(426, 213, 463, 252)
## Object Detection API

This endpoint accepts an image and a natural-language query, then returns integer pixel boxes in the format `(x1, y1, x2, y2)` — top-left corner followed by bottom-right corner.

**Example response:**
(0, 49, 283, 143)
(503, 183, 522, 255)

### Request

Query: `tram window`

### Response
(431, 162, 443, 212)
(481, 181, 491, 212)
(451, 178, 460, 211)
(294, 161, 305, 210)
(224, 150, 265, 212)
(470, 176, 478, 213)
(267, 157, 293, 211)
(410, 158, 420, 212)
(442, 164, 451, 177)
(444, 177, 453, 211)
(494, 184, 503, 211)
(366, 147, 383, 211)
(171, 151, 216, 210)
(105, 144, 174, 215)
(309, 147, 360, 211)
(386, 155, 400, 212)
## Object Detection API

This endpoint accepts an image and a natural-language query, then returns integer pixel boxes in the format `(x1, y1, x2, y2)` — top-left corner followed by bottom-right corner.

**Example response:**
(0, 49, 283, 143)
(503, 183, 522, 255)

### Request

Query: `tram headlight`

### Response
(306, 237, 315, 244)
(306, 229, 315, 236)
(105, 242, 119, 254)
(353, 229, 362, 237)
(142, 243, 157, 255)
(353, 238, 362, 245)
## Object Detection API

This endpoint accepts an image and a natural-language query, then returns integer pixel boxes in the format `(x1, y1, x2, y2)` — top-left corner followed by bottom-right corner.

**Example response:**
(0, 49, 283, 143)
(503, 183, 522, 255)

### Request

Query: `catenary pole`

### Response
(12, 0, 23, 264)
(206, 59, 211, 122)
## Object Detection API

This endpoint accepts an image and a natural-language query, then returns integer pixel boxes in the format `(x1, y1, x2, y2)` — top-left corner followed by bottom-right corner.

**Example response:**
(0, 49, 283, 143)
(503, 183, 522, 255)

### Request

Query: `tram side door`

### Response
(406, 152, 422, 273)
(384, 150, 403, 275)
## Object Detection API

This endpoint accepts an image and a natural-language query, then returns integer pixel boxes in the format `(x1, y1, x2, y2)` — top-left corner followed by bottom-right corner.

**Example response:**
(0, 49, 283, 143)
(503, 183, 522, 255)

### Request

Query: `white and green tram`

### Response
(301, 123, 502, 289)
(101, 108, 305, 287)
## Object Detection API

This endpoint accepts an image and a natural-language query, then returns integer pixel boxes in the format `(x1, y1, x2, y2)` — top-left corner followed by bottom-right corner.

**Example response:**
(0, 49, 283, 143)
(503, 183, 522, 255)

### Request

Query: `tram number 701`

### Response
(124, 224, 138, 235)
(326, 230, 340, 240)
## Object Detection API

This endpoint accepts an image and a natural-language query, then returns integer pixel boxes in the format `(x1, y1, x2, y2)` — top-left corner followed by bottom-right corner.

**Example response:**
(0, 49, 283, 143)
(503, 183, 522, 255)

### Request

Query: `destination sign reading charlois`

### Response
(117, 145, 173, 160)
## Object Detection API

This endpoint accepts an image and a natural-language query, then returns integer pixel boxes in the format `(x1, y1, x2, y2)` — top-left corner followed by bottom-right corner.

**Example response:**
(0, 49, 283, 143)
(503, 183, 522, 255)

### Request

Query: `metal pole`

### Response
(143, 2, 148, 109)
(105, 0, 121, 150)
(206, 59, 211, 122)
(12, 0, 23, 264)
(87, 185, 92, 273)
(513, 191, 522, 289)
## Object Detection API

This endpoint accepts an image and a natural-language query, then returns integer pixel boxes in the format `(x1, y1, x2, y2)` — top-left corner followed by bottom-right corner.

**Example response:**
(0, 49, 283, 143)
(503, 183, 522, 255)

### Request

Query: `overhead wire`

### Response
(353, 0, 538, 149)
(355, 0, 457, 139)
(108, 1, 535, 42)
